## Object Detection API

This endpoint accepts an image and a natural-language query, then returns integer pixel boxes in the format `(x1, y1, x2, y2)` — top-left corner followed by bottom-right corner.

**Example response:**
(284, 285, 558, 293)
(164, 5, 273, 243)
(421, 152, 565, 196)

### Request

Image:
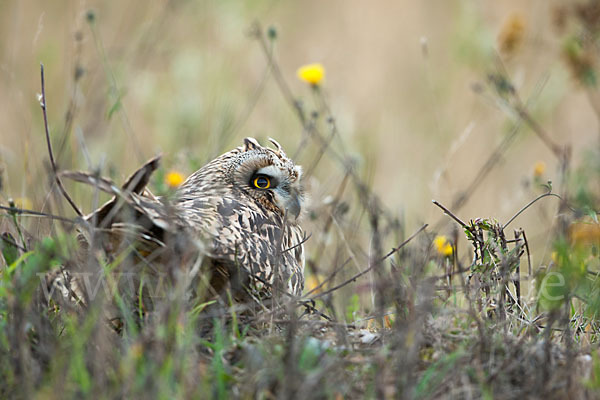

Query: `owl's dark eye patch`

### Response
(252, 174, 272, 189)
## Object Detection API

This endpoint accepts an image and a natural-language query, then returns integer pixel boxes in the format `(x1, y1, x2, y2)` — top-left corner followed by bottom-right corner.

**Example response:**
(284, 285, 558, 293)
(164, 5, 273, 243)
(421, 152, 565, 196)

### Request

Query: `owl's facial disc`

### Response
(252, 165, 304, 220)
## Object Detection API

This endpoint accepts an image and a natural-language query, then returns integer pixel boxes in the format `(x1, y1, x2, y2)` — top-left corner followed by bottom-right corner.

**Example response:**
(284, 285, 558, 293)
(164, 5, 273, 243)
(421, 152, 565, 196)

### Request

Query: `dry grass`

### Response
(2, 1, 600, 399)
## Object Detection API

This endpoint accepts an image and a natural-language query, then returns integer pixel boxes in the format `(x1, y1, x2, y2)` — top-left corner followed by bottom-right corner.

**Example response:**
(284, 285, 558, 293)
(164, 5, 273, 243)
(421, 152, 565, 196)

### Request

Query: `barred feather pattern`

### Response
(175, 138, 305, 296)
(44, 138, 305, 314)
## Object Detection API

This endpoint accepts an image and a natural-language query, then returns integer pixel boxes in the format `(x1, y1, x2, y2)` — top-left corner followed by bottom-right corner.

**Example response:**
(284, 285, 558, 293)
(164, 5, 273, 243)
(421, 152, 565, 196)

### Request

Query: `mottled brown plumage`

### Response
(46, 138, 306, 313)
(175, 137, 305, 296)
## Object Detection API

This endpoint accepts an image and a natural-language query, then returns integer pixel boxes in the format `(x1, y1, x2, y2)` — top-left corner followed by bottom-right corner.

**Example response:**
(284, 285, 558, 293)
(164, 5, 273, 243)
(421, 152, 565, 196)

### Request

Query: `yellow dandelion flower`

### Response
(533, 161, 546, 178)
(305, 274, 327, 294)
(569, 220, 600, 247)
(434, 235, 453, 257)
(297, 63, 325, 86)
(165, 171, 185, 188)
(498, 13, 526, 55)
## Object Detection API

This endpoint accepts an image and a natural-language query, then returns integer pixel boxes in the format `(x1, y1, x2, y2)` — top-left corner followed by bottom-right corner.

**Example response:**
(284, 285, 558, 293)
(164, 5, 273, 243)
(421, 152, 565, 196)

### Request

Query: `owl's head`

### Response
(177, 137, 305, 221)
(226, 137, 305, 220)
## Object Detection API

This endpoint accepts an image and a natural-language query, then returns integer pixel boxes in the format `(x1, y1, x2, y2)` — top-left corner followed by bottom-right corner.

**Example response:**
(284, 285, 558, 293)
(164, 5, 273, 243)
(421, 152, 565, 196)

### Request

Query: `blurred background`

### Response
(0, 0, 597, 299)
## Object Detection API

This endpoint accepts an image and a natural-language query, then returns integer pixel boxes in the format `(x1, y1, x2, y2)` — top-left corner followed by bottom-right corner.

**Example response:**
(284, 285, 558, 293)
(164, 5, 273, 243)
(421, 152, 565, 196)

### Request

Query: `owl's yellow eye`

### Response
(253, 175, 271, 189)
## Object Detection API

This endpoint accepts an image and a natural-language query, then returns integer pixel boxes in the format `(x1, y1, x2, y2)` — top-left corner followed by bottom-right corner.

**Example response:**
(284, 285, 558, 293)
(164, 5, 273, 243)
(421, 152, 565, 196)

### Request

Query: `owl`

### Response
(175, 137, 306, 297)
(45, 137, 306, 313)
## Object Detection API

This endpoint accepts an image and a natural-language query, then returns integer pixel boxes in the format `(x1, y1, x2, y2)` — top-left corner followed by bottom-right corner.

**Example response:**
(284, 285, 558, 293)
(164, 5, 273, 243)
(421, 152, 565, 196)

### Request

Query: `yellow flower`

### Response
(533, 161, 546, 177)
(434, 235, 453, 257)
(569, 220, 600, 247)
(297, 63, 325, 86)
(165, 171, 185, 188)
(498, 13, 526, 55)
(305, 274, 327, 294)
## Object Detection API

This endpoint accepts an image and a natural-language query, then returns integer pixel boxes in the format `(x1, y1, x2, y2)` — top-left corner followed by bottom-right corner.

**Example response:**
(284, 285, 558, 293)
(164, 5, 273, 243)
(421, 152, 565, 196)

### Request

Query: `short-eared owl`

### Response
(46, 138, 306, 310)
(175, 137, 306, 296)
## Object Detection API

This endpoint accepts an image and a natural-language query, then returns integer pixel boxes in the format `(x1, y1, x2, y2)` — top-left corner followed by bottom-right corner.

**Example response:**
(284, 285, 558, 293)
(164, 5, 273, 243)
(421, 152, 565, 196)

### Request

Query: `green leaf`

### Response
(298, 337, 327, 371)
(6, 252, 34, 275)
(107, 88, 126, 120)
(345, 293, 360, 322)
(415, 350, 463, 399)
(0, 232, 19, 266)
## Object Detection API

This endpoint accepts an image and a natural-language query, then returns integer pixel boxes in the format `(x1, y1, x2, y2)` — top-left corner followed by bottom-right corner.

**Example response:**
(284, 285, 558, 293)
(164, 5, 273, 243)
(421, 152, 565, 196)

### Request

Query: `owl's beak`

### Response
(285, 189, 302, 220)
(274, 186, 302, 220)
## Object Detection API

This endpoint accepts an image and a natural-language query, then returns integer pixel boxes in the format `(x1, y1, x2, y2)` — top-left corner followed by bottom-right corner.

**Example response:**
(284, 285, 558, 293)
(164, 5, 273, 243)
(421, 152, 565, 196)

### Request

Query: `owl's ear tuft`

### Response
(268, 137, 286, 158)
(243, 137, 261, 152)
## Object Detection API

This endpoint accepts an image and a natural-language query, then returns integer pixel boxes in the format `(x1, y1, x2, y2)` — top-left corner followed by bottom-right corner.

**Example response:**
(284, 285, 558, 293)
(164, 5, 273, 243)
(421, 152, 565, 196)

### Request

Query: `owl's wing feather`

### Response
(176, 194, 304, 296)
(46, 138, 306, 318)
(47, 157, 190, 308)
